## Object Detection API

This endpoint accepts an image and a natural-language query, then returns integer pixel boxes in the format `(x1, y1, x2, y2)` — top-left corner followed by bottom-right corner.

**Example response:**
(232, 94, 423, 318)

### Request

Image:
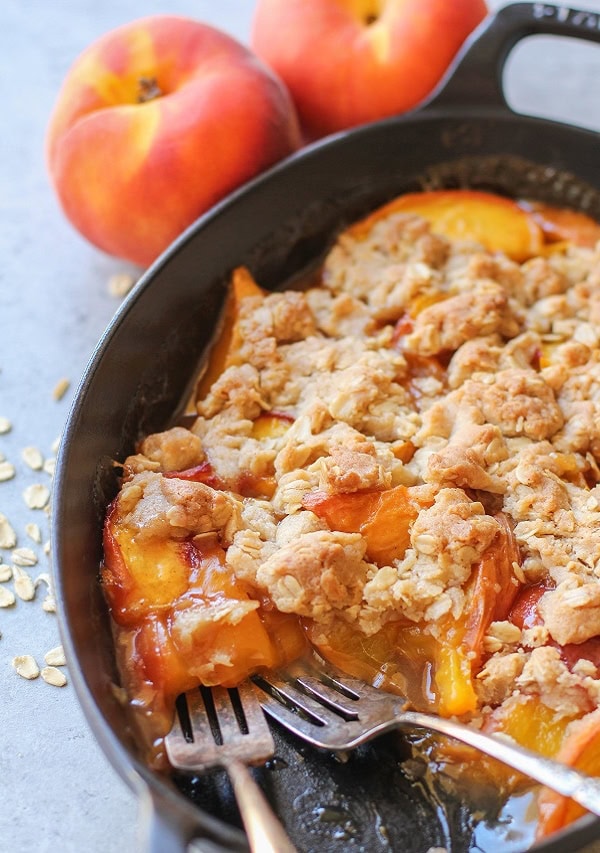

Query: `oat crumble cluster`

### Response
(110, 206, 600, 724)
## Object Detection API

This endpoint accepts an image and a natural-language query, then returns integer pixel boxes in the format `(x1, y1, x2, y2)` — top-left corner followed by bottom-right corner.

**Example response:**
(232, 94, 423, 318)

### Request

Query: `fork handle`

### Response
(226, 758, 297, 853)
(403, 710, 600, 817)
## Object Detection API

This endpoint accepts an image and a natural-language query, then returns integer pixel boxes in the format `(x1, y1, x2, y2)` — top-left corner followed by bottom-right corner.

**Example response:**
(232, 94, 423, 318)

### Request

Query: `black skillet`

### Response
(53, 3, 600, 851)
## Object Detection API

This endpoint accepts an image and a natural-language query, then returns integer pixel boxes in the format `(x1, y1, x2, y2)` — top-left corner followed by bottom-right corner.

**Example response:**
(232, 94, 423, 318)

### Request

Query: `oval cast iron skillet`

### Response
(53, 4, 600, 852)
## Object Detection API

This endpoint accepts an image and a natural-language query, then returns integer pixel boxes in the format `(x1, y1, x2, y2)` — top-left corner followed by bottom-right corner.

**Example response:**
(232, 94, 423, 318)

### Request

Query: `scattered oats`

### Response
(23, 483, 50, 509)
(13, 566, 36, 601)
(0, 514, 16, 548)
(35, 572, 52, 589)
(0, 565, 12, 582)
(43, 540, 50, 556)
(41, 666, 67, 687)
(0, 586, 15, 607)
(35, 573, 56, 611)
(51, 436, 61, 455)
(42, 594, 56, 613)
(22, 445, 44, 471)
(25, 523, 42, 544)
(53, 378, 71, 401)
(43, 457, 56, 477)
(0, 417, 11, 434)
(12, 547, 37, 567)
(108, 271, 136, 298)
(13, 655, 40, 680)
(44, 645, 66, 667)
(0, 460, 16, 481)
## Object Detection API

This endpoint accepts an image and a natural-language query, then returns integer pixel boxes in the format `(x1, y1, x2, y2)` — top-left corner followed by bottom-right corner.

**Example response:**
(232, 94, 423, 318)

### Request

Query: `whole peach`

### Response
(251, 0, 487, 139)
(46, 15, 301, 267)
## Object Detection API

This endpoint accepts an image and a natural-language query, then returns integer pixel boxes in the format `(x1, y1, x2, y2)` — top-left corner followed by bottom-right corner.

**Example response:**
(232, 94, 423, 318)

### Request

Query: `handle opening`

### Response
(503, 33, 600, 131)
(424, 2, 600, 115)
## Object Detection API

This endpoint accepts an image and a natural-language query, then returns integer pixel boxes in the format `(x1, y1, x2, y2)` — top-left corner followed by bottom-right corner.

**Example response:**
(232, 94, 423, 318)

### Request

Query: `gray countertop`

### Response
(2, 1, 600, 851)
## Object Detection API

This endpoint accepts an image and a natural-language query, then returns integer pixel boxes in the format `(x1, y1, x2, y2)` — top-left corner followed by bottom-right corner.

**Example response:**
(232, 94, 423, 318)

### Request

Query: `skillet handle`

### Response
(426, 2, 600, 112)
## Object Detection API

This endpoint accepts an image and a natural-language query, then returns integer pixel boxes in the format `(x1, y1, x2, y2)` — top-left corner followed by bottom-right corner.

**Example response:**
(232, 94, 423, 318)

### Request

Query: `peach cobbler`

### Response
(102, 190, 600, 838)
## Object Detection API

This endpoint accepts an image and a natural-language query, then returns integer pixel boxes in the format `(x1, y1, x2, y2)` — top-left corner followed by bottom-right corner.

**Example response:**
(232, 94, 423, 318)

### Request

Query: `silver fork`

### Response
(252, 654, 600, 818)
(165, 682, 296, 853)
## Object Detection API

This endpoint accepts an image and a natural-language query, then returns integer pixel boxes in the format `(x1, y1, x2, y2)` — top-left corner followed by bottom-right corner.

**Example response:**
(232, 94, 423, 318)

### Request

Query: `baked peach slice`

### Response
(434, 514, 521, 716)
(193, 266, 265, 401)
(536, 709, 600, 838)
(303, 483, 430, 566)
(441, 695, 582, 794)
(350, 189, 545, 262)
(303, 490, 522, 717)
(484, 695, 577, 761)
(521, 201, 600, 248)
(103, 512, 304, 701)
(251, 410, 295, 439)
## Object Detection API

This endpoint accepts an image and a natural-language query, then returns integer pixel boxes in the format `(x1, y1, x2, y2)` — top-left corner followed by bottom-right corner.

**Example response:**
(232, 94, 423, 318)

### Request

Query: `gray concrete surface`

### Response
(1, 1, 599, 851)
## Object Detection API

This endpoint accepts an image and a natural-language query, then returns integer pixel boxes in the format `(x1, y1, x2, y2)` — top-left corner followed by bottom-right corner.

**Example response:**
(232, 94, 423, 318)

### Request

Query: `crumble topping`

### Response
(107, 203, 600, 739)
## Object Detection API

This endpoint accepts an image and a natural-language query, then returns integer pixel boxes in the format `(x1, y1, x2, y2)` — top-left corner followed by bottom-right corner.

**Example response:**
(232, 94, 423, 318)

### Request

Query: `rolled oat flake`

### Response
(23, 484, 50, 509)
(41, 666, 67, 687)
(13, 655, 40, 679)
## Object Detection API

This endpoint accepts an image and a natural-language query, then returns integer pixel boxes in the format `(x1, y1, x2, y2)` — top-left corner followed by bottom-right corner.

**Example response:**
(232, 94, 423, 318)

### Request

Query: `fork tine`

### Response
(295, 655, 404, 703)
(253, 656, 410, 751)
(167, 687, 219, 770)
(166, 684, 275, 771)
(273, 660, 362, 720)
(236, 680, 276, 745)
(290, 673, 360, 719)
(253, 671, 381, 751)
(210, 686, 242, 743)
(165, 683, 296, 853)
(254, 671, 336, 726)
(211, 683, 274, 763)
(255, 686, 374, 751)
(266, 655, 403, 721)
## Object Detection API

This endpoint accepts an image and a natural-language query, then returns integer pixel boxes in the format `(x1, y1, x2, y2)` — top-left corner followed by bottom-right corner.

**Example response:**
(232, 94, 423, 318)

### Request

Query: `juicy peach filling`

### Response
(102, 190, 600, 834)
